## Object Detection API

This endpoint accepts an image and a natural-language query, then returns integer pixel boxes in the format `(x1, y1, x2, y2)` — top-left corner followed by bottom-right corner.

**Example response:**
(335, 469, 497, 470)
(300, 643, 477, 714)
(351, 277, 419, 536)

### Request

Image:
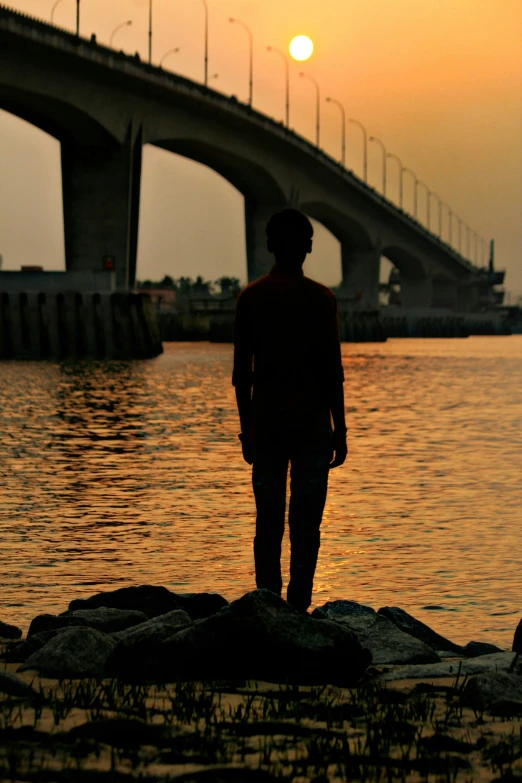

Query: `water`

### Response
(1, 337, 521, 648)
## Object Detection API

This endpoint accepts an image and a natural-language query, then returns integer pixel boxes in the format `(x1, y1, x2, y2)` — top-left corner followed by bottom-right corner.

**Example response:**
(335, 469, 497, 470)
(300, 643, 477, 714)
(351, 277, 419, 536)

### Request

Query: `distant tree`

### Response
(215, 276, 241, 294)
(141, 279, 153, 288)
(176, 276, 193, 295)
(160, 275, 176, 289)
(192, 275, 213, 294)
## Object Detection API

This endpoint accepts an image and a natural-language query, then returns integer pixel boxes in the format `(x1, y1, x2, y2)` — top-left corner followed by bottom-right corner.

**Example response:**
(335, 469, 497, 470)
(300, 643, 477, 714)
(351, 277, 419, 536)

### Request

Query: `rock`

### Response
(67, 585, 228, 621)
(0, 670, 39, 698)
(377, 606, 464, 655)
(173, 593, 228, 620)
(0, 619, 23, 640)
(311, 600, 376, 620)
(461, 671, 522, 715)
(28, 607, 148, 638)
(68, 585, 182, 618)
(105, 609, 192, 677)
(375, 651, 515, 683)
(2, 627, 81, 662)
(146, 589, 372, 686)
(19, 627, 117, 678)
(463, 641, 504, 658)
(311, 610, 440, 666)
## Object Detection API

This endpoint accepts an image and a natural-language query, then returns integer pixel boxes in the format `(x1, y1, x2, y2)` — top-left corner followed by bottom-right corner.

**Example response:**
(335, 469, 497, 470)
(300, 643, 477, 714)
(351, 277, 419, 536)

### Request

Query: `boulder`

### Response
(461, 671, 522, 715)
(67, 585, 228, 621)
(172, 593, 228, 620)
(312, 609, 440, 666)
(143, 589, 372, 686)
(463, 641, 504, 658)
(2, 627, 82, 662)
(67, 585, 182, 618)
(312, 600, 376, 620)
(19, 627, 117, 678)
(28, 607, 148, 638)
(0, 619, 23, 640)
(105, 609, 192, 677)
(375, 651, 515, 683)
(0, 670, 39, 698)
(377, 606, 464, 654)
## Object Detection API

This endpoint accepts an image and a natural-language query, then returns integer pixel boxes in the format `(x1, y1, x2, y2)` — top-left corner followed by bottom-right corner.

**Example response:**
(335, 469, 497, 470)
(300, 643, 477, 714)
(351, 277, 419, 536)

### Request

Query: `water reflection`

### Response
(1, 337, 521, 648)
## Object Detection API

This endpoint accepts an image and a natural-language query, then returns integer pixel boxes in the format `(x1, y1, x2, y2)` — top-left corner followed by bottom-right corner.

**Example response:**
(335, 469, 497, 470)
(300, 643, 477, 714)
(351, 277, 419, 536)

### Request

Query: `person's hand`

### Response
(240, 435, 254, 465)
(329, 431, 348, 469)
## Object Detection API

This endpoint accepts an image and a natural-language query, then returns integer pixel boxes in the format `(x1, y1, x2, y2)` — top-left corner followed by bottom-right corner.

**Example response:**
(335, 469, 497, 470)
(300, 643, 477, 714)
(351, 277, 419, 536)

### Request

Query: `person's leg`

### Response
(252, 443, 289, 596)
(287, 441, 331, 611)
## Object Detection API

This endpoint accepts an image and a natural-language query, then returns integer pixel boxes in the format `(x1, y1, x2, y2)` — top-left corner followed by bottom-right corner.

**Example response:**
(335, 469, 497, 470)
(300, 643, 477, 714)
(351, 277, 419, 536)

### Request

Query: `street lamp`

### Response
(299, 72, 320, 148)
(369, 136, 387, 196)
(229, 19, 253, 107)
(148, 0, 152, 63)
(401, 167, 417, 217)
(200, 0, 209, 86)
(267, 46, 289, 127)
(428, 191, 442, 237)
(349, 118, 367, 182)
(415, 180, 429, 226)
(160, 46, 180, 67)
(50, 0, 64, 22)
(386, 152, 403, 208)
(110, 20, 132, 47)
(441, 202, 452, 245)
(325, 97, 346, 167)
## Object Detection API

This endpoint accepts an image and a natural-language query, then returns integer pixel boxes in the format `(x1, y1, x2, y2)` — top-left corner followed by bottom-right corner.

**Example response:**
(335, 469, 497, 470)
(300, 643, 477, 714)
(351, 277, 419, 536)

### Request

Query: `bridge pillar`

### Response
(340, 246, 380, 310)
(245, 202, 284, 282)
(400, 276, 433, 308)
(431, 278, 458, 309)
(61, 123, 142, 290)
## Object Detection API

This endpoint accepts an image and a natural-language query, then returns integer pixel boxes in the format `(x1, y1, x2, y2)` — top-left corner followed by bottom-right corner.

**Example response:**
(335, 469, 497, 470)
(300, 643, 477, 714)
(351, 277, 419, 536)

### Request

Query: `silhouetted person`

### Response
(233, 208, 348, 612)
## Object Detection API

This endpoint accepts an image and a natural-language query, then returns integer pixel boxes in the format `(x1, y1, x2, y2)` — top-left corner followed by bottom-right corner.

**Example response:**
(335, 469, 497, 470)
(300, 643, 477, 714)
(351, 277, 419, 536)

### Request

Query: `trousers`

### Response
(251, 432, 332, 612)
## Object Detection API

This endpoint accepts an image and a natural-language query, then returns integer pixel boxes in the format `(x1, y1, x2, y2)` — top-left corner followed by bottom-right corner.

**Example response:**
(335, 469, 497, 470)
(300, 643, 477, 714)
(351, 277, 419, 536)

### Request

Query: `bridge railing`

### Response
(0, 3, 481, 274)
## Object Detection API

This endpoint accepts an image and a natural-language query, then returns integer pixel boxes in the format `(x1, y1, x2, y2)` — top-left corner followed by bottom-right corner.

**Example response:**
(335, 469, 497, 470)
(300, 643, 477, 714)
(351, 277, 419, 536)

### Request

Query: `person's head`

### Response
(266, 208, 313, 269)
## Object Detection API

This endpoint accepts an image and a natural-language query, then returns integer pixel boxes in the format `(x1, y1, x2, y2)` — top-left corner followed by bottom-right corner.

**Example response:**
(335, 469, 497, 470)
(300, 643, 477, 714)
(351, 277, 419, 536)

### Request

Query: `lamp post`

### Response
(463, 222, 471, 258)
(267, 46, 289, 127)
(229, 18, 253, 106)
(386, 152, 403, 208)
(455, 215, 462, 252)
(428, 192, 442, 237)
(160, 46, 180, 67)
(110, 20, 132, 47)
(415, 180, 429, 226)
(401, 167, 417, 217)
(148, 0, 152, 63)
(201, 0, 209, 86)
(299, 72, 320, 148)
(325, 97, 346, 167)
(50, 0, 64, 22)
(349, 119, 367, 182)
(369, 136, 387, 196)
(472, 230, 478, 264)
(441, 202, 452, 245)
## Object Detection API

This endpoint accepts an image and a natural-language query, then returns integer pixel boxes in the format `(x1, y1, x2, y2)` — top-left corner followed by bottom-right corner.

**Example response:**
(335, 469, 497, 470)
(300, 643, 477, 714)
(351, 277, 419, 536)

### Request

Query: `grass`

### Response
(0, 663, 521, 782)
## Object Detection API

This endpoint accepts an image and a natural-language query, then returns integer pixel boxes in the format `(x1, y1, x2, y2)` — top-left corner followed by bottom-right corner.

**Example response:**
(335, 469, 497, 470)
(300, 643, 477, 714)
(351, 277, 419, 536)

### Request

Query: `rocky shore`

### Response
(1, 586, 521, 781)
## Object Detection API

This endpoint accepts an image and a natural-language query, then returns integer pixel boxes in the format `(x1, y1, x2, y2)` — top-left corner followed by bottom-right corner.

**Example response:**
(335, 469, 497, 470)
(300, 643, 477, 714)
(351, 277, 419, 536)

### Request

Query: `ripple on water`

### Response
(0, 336, 521, 647)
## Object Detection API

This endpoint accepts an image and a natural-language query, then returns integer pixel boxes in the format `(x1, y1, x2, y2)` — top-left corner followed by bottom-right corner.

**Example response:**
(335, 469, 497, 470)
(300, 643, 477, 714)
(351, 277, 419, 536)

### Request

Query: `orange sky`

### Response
(0, 0, 521, 296)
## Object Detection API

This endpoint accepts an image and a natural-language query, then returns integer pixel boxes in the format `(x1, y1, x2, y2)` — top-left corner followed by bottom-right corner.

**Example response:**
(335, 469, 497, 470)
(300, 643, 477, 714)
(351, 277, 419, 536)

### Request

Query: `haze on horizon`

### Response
(0, 0, 521, 297)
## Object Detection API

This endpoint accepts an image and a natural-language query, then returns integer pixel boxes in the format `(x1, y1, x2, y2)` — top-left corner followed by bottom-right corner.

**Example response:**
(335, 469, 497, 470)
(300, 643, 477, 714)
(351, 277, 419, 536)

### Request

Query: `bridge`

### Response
(0, 5, 490, 314)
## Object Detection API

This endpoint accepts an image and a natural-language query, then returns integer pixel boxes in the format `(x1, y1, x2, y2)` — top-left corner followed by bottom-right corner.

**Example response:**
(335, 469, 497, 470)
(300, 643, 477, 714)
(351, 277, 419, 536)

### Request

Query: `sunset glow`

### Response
(289, 35, 314, 61)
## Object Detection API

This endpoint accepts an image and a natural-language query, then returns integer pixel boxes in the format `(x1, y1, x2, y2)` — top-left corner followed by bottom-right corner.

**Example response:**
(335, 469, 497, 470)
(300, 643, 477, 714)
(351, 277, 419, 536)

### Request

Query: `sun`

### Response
(289, 35, 314, 62)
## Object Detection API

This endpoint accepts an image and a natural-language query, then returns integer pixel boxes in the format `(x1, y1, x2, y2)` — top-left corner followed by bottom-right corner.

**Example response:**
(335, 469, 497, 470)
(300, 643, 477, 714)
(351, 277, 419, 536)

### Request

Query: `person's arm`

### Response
(232, 292, 254, 462)
(325, 296, 348, 468)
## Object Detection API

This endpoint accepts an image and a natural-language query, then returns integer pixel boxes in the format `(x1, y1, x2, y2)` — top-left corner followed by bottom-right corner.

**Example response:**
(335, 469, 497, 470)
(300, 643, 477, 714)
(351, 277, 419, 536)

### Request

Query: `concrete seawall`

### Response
(155, 308, 509, 343)
(0, 291, 163, 360)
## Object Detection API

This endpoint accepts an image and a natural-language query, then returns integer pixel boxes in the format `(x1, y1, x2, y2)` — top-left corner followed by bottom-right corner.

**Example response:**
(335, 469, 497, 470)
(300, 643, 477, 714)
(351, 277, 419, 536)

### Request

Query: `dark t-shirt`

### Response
(232, 264, 344, 446)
